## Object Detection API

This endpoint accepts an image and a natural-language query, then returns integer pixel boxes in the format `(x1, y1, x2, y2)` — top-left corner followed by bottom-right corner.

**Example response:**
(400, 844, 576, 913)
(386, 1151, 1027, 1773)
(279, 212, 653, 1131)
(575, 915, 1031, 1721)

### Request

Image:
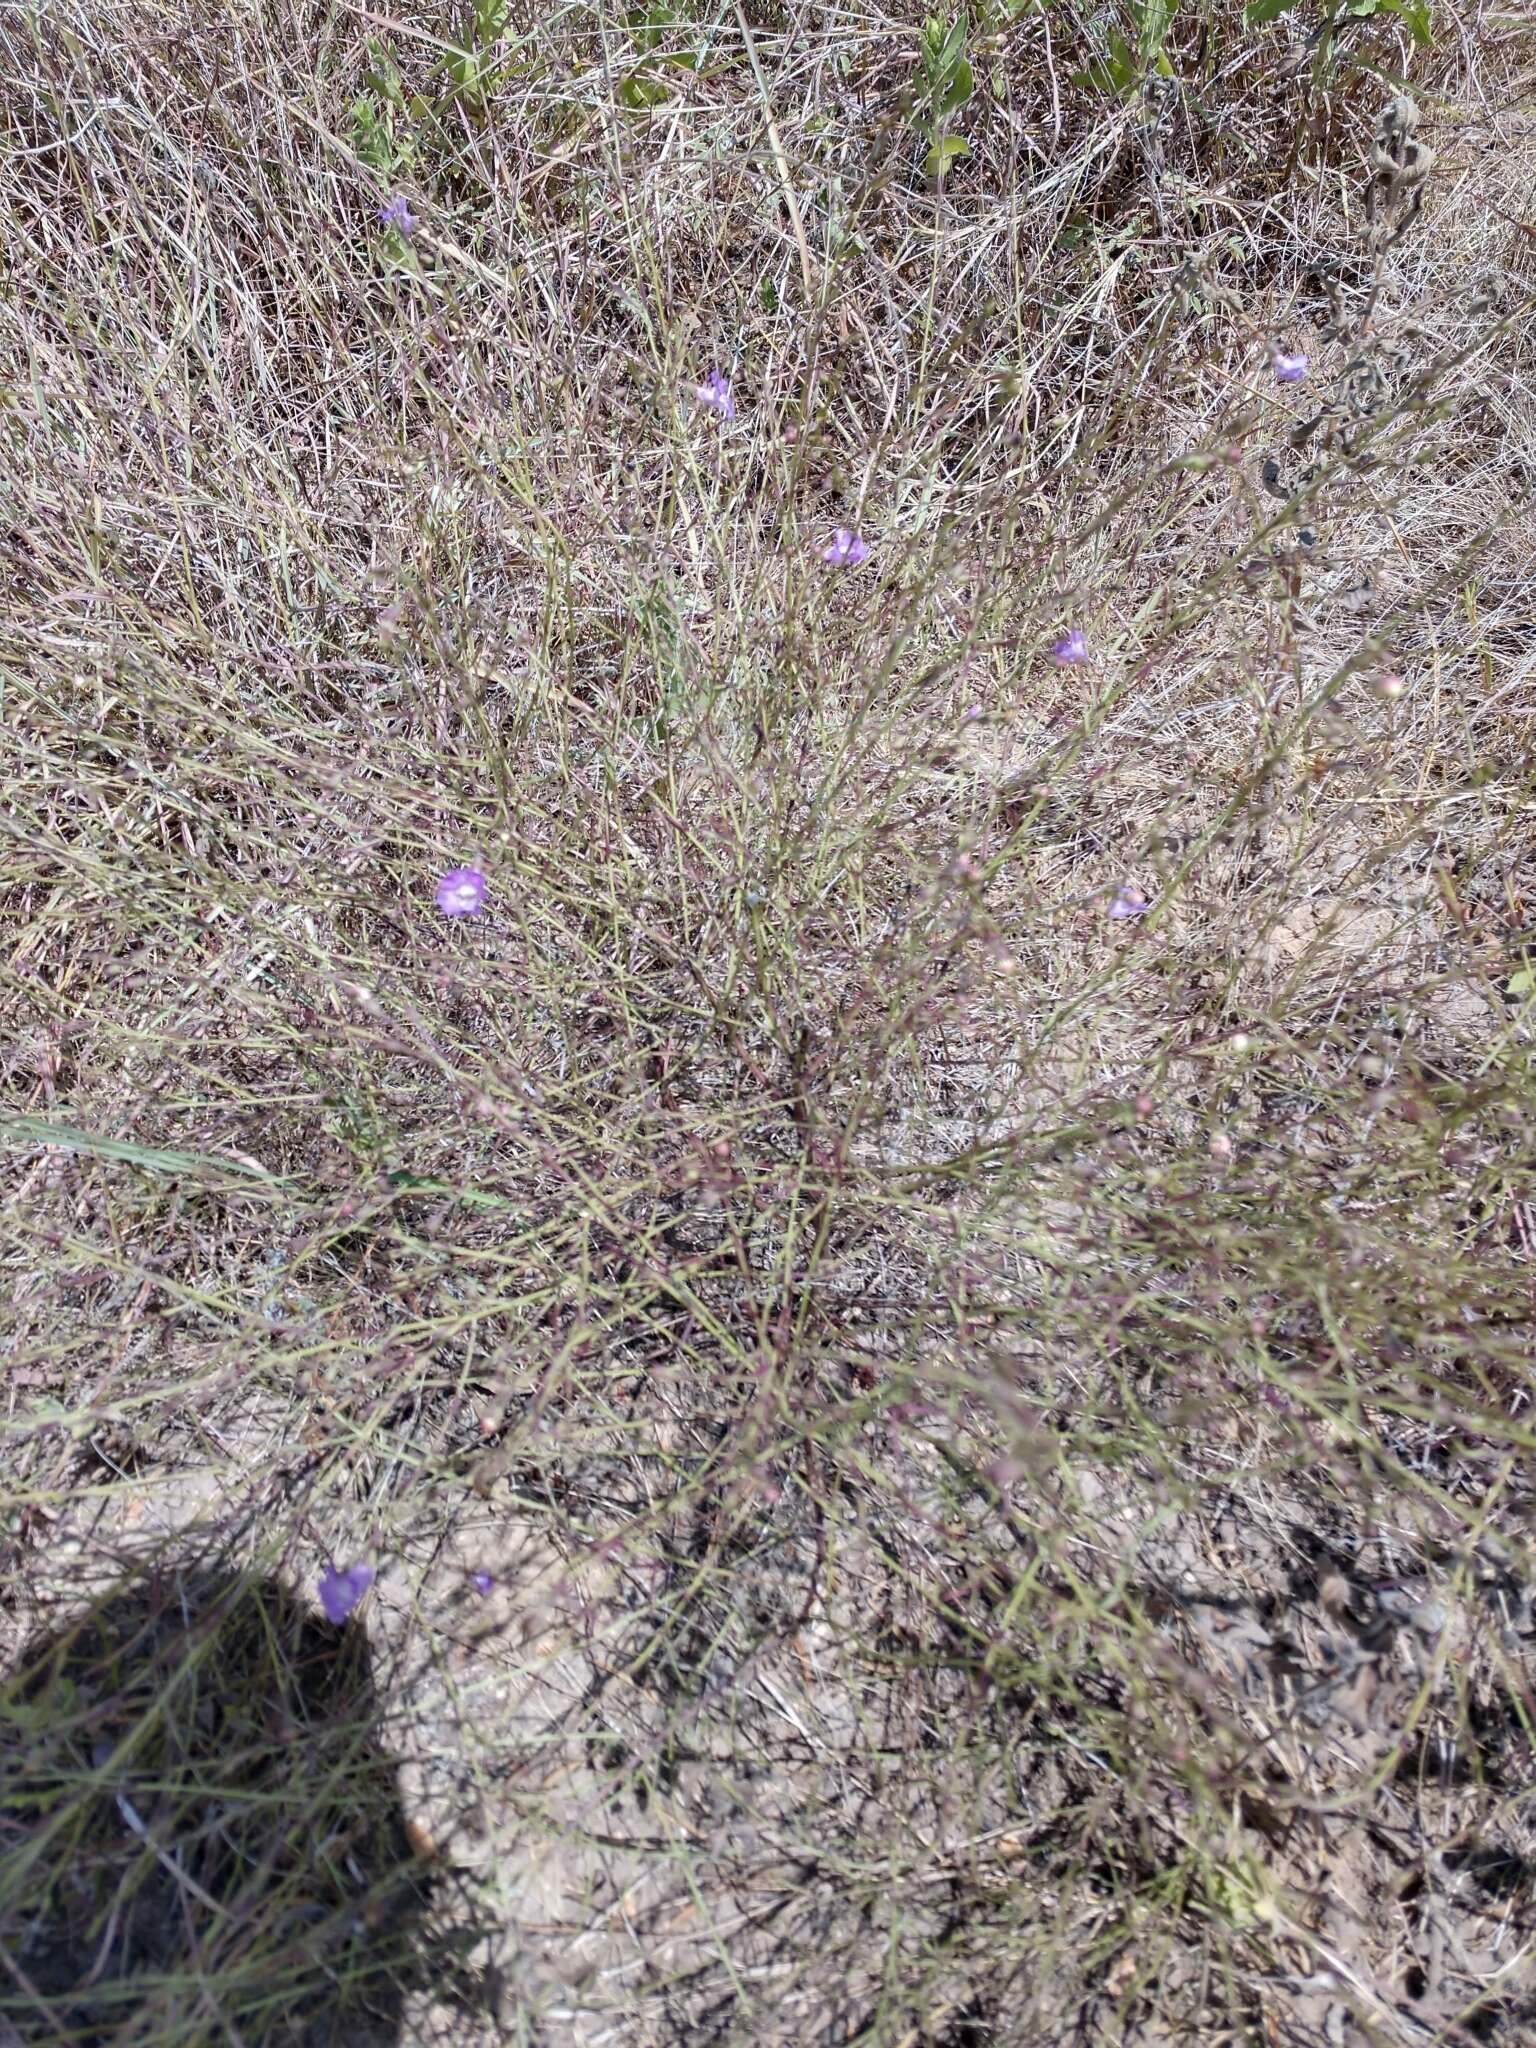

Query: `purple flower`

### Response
(695, 369, 735, 420)
(470, 1570, 496, 1596)
(1273, 349, 1308, 384)
(318, 1562, 374, 1624)
(436, 865, 487, 917)
(379, 192, 417, 237)
(823, 527, 871, 569)
(1107, 884, 1149, 919)
(1051, 628, 1088, 666)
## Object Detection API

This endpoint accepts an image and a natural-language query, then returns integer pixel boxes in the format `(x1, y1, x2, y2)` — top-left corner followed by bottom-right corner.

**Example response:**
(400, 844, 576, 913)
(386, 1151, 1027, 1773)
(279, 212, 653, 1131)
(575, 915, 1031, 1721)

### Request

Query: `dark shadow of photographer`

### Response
(0, 1559, 437, 2045)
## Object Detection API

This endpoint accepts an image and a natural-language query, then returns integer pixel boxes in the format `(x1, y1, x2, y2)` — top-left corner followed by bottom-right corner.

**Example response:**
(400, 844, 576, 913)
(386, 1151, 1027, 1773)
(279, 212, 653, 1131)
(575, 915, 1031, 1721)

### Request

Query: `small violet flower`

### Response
(1107, 884, 1150, 920)
(695, 369, 735, 420)
(436, 865, 487, 917)
(470, 1570, 496, 1596)
(379, 192, 417, 237)
(1273, 349, 1309, 385)
(1051, 628, 1088, 666)
(318, 1562, 375, 1625)
(823, 527, 871, 569)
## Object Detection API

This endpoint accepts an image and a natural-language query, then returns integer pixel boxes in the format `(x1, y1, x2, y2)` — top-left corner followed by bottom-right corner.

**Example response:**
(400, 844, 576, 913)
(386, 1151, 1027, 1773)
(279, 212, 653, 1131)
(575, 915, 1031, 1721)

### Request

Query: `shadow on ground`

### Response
(0, 1560, 435, 2046)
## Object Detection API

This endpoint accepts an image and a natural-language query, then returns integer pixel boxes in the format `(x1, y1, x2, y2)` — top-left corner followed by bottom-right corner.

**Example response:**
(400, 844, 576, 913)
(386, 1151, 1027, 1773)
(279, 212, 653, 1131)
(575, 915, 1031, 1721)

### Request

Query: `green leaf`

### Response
(1108, 25, 1138, 85)
(629, 0, 679, 52)
(921, 13, 969, 95)
(939, 53, 974, 116)
(924, 133, 971, 178)
(441, 42, 486, 97)
(1243, 0, 1300, 23)
(1376, 0, 1433, 41)
(0, 1114, 286, 1185)
(474, 0, 510, 40)
(618, 70, 670, 107)
(1133, 0, 1179, 60)
(1508, 967, 1536, 998)
(385, 1171, 521, 1212)
(351, 94, 396, 173)
(1073, 29, 1138, 97)
(364, 35, 407, 108)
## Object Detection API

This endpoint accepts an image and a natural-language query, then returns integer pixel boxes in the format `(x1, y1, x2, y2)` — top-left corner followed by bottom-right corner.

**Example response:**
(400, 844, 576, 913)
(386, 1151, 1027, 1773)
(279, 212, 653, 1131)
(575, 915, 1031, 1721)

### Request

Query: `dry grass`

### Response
(2, 1, 1535, 2042)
